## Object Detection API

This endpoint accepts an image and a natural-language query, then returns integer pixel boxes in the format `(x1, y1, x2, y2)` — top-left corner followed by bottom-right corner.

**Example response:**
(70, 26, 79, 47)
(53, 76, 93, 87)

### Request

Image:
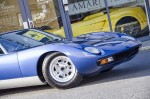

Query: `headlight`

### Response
(121, 35, 135, 41)
(84, 47, 101, 54)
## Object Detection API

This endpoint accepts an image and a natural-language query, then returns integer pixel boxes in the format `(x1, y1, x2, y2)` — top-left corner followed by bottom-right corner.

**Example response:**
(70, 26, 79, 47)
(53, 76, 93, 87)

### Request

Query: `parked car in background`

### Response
(46, 7, 148, 37)
(0, 29, 141, 89)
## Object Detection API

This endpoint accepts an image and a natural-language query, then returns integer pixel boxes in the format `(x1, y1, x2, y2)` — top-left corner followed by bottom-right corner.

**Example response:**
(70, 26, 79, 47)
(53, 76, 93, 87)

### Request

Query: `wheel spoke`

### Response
(55, 64, 60, 70)
(59, 71, 65, 78)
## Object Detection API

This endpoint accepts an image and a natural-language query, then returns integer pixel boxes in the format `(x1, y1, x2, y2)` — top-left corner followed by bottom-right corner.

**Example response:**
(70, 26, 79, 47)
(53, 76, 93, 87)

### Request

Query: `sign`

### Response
(68, 0, 105, 15)
(68, 0, 144, 15)
(37, 0, 49, 4)
(63, 0, 68, 5)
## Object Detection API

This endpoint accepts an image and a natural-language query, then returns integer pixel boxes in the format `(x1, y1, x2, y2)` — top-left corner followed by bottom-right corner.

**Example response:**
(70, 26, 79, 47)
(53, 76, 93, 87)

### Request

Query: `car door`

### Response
(0, 44, 22, 80)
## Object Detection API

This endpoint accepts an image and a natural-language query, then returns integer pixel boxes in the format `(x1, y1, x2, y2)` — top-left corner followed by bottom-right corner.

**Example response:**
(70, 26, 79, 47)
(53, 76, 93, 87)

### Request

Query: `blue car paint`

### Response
(0, 29, 141, 81)
(0, 53, 22, 80)
(18, 40, 139, 77)
(16, 44, 98, 77)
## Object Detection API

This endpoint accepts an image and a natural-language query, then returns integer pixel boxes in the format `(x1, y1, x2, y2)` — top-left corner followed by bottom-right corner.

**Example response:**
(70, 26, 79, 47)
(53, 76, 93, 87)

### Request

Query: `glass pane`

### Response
(28, 0, 66, 38)
(0, 0, 24, 33)
(39, 0, 110, 38)
(107, 0, 149, 37)
(68, 0, 109, 37)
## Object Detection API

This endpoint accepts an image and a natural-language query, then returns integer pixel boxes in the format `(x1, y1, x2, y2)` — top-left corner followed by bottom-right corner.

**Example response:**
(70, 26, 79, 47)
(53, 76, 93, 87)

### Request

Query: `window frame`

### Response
(0, 44, 8, 55)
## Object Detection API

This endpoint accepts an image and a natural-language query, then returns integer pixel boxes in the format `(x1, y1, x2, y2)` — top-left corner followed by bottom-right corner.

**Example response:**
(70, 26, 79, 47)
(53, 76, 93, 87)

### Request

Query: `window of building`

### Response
(0, 0, 149, 39)
(28, 0, 66, 38)
(0, 0, 24, 33)
(67, 0, 109, 37)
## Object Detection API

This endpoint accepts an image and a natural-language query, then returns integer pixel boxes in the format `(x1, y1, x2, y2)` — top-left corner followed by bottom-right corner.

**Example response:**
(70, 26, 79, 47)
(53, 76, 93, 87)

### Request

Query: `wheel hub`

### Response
(49, 56, 76, 83)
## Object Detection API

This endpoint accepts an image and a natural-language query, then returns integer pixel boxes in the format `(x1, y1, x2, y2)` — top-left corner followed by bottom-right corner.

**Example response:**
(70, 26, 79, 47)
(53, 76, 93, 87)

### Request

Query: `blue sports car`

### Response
(0, 29, 141, 89)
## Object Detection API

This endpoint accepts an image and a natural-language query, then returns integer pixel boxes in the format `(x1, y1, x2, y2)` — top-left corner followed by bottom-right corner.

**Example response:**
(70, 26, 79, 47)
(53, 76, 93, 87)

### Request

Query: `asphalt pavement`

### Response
(139, 36, 150, 51)
(0, 36, 150, 99)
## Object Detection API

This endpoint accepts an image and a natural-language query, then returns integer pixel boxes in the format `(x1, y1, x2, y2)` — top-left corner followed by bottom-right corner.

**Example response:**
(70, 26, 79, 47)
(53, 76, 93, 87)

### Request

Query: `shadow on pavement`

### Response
(0, 85, 51, 96)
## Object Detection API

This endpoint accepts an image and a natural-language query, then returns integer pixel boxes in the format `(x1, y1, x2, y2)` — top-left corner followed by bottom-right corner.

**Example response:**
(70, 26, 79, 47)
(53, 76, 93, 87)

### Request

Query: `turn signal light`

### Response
(99, 57, 114, 65)
(100, 59, 109, 65)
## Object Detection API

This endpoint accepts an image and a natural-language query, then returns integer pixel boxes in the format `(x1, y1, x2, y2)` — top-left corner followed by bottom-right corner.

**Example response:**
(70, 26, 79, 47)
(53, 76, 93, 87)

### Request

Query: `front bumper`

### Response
(97, 45, 139, 66)
(69, 45, 140, 76)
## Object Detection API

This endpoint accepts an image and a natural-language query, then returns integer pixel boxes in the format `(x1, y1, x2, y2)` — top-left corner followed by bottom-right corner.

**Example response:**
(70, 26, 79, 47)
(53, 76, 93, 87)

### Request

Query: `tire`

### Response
(42, 52, 82, 89)
(115, 17, 141, 37)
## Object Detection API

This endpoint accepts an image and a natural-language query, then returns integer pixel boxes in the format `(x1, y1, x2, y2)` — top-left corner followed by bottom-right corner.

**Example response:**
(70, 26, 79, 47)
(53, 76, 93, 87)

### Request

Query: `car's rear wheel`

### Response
(115, 16, 141, 37)
(42, 52, 82, 89)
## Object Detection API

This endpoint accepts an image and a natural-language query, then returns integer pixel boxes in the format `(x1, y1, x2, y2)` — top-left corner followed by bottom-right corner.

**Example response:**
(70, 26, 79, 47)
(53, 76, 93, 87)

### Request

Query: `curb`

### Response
(140, 46, 150, 51)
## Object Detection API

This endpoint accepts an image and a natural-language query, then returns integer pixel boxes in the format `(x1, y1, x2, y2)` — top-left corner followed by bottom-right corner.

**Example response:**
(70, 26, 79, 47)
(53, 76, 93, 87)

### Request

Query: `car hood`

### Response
(66, 32, 140, 54)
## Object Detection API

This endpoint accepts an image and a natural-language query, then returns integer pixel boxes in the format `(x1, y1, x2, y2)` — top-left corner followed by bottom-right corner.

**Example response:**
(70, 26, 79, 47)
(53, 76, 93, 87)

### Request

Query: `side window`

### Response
(0, 48, 4, 54)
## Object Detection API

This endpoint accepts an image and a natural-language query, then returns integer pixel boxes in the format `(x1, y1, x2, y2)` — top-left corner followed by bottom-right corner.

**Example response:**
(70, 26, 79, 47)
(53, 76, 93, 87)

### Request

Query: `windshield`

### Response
(17, 29, 62, 43)
(0, 29, 62, 52)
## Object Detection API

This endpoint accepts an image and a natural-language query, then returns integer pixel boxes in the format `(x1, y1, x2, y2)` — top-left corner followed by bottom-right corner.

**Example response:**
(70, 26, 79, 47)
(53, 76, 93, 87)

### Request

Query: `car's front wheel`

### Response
(42, 52, 82, 89)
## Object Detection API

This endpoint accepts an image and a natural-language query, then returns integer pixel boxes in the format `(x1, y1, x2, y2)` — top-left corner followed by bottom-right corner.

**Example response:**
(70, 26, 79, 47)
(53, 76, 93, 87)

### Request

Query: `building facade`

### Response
(0, 0, 150, 38)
